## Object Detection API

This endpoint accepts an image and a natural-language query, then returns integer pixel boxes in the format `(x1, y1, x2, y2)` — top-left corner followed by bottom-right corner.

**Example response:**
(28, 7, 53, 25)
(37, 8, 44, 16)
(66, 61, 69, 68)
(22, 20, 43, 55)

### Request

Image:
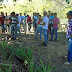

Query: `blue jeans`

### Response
(17, 26, 21, 37)
(1, 24, 5, 30)
(11, 24, 17, 38)
(51, 28, 58, 40)
(35, 27, 42, 39)
(43, 29, 47, 44)
(67, 38, 72, 63)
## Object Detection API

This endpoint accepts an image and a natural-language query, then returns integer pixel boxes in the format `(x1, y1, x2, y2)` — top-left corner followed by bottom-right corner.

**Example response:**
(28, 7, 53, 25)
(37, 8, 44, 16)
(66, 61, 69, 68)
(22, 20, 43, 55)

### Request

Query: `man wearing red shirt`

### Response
(0, 12, 5, 34)
(27, 15, 32, 31)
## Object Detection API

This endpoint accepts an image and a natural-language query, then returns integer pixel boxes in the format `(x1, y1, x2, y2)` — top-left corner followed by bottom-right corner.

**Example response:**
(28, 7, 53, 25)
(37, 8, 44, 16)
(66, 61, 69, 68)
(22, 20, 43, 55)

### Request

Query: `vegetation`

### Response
(0, 37, 56, 72)
(0, 0, 72, 18)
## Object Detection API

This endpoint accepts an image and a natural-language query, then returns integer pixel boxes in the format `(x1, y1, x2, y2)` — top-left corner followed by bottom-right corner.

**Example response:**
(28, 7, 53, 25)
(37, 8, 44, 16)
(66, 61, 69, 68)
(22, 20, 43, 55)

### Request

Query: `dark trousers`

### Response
(49, 24, 52, 34)
(28, 23, 31, 31)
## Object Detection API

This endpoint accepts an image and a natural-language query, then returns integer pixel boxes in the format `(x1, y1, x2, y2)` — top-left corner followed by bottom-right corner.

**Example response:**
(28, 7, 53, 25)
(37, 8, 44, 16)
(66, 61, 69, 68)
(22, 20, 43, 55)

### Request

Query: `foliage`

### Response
(0, 0, 72, 18)
(40, 59, 56, 72)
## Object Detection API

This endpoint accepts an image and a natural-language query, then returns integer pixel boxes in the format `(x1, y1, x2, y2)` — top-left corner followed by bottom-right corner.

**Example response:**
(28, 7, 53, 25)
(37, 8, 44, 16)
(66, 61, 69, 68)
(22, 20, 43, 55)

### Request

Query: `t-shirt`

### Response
(17, 17, 21, 27)
(0, 16, 4, 24)
(53, 17, 60, 28)
(49, 16, 54, 24)
(66, 19, 72, 38)
(42, 16, 49, 29)
(19, 16, 24, 23)
(4, 16, 9, 24)
(37, 20, 42, 27)
(23, 16, 27, 23)
(33, 16, 37, 23)
(27, 16, 31, 23)
(11, 16, 18, 25)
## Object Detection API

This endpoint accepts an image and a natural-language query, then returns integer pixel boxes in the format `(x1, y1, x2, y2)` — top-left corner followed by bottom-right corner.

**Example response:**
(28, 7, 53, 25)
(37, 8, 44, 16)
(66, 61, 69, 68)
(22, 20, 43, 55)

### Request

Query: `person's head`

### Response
(1, 12, 4, 16)
(27, 15, 29, 17)
(67, 11, 72, 20)
(12, 12, 15, 16)
(36, 13, 38, 16)
(5, 12, 7, 16)
(38, 15, 41, 19)
(24, 13, 26, 16)
(38, 13, 39, 15)
(16, 14, 19, 17)
(51, 13, 53, 16)
(10, 13, 12, 16)
(54, 13, 57, 17)
(34, 12, 37, 16)
(20, 13, 22, 16)
(43, 11, 47, 16)
(48, 10, 51, 15)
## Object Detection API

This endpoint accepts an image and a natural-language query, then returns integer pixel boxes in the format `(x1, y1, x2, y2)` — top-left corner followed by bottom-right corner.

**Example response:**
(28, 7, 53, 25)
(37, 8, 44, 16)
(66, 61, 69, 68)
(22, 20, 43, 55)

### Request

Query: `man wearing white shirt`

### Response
(40, 11, 49, 46)
(16, 14, 21, 37)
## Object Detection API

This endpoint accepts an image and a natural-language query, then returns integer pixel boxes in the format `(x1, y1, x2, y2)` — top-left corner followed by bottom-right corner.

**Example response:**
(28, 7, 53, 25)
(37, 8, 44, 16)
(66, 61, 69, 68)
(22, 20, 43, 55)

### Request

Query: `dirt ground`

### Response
(0, 30, 72, 72)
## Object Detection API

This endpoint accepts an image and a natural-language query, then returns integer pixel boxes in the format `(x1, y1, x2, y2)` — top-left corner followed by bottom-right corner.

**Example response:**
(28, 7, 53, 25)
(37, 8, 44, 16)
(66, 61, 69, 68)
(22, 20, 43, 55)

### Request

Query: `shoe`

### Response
(53, 39, 57, 42)
(43, 43, 47, 47)
(49, 39, 53, 41)
(64, 62, 70, 65)
(11, 38, 14, 40)
(41, 42, 45, 45)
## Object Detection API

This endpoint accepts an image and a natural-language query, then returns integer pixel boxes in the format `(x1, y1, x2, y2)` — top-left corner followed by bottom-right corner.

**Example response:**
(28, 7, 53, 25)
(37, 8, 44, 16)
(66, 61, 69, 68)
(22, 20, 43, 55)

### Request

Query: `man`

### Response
(64, 11, 72, 65)
(11, 12, 19, 40)
(27, 15, 32, 32)
(0, 12, 5, 34)
(23, 13, 27, 34)
(49, 13, 54, 34)
(4, 12, 9, 33)
(19, 13, 24, 29)
(16, 14, 21, 37)
(40, 11, 49, 46)
(50, 13, 60, 42)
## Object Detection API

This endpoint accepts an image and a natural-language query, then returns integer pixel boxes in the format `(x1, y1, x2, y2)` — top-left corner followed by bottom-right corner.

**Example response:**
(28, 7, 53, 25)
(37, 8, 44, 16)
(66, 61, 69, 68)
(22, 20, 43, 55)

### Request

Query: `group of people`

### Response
(0, 10, 72, 64)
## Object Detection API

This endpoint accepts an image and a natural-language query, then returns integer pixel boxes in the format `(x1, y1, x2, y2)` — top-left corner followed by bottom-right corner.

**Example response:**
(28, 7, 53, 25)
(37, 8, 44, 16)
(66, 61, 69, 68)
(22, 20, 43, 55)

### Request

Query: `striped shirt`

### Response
(66, 19, 72, 38)
(11, 16, 18, 25)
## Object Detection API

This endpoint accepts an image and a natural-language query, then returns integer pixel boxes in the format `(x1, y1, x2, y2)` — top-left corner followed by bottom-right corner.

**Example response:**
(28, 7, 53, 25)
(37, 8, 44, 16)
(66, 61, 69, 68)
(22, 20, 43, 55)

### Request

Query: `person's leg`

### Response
(35, 23, 37, 32)
(35, 27, 39, 39)
(28, 23, 31, 31)
(39, 27, 42, 40)
(55, 28, 58, 40)
(67, 38, 72, 63)
(29, 23, 31, 31)
(51, 28, 54, 40)
(15, 25, 17, 39)
(17, 26, 21, 37)
(11, 25, 14, 38)
(43, 29, 47, 45)
(49, 24, 51, 34)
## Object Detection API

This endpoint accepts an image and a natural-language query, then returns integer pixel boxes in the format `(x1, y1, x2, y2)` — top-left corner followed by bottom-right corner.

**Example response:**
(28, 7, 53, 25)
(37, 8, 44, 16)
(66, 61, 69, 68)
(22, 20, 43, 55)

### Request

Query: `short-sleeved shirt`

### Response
(23, 16, 27, 23)
(0, 16, 4, 24)
(53, 17, 60, 28)
(42, 16, 49, 29)
(33, 16, 37, 23)
(37, 20, 42, 27)
(11, 16, 18, 25)
(4, 16, 9, 24)
(49, 16, 54, 24)
(17, 17, 21, 27)
(66, 19, 72, 38)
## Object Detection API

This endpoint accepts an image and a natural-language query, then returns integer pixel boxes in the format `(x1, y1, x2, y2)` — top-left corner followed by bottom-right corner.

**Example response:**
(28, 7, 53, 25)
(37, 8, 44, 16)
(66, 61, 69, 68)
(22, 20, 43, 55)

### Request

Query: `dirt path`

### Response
(0, 31, 72, 72)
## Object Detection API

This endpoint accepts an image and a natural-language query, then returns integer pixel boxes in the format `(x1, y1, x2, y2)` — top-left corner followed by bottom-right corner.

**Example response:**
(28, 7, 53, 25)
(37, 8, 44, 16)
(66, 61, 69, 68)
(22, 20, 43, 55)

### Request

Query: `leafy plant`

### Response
(40, 59, 56, 72)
